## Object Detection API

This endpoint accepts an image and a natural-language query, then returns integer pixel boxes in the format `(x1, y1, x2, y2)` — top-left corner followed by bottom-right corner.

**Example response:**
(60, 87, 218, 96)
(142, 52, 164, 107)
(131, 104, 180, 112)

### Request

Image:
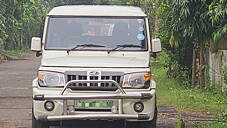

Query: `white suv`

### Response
(31, 5, 161, 128)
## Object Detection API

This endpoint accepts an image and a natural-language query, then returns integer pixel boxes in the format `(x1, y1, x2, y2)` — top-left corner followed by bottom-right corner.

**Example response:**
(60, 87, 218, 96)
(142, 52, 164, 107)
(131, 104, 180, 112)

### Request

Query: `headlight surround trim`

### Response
(122, 72, 151, 89)
(38, 71, 65, 87)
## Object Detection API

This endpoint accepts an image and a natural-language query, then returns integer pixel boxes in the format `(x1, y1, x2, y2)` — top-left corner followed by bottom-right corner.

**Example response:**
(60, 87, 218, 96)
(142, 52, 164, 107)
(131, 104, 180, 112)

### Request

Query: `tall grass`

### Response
(152, 59, 227, 115)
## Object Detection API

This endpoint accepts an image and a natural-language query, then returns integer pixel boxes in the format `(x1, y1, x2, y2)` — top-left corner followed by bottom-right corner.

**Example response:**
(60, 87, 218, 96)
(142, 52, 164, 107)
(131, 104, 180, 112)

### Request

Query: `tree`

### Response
(208, 0, 227, 43)
(0, 0, 49, 50)
(158, 0, 216, 89)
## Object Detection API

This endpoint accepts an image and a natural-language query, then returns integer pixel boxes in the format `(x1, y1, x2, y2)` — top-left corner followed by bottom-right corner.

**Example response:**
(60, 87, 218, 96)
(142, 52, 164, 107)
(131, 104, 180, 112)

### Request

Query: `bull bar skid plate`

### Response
(38, 114, 150, 121)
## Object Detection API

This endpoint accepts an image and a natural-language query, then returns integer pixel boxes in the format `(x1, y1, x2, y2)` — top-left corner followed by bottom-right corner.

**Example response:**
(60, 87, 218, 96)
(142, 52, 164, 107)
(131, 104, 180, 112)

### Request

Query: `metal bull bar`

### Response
(61, 80, 126, 95)
(34, 80, 153, 100)
(33, 80, 153, 121)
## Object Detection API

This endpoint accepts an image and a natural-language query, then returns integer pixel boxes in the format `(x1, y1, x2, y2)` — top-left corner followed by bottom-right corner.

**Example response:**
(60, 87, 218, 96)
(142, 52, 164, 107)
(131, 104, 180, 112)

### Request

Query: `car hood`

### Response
(41, 56, 149, 68)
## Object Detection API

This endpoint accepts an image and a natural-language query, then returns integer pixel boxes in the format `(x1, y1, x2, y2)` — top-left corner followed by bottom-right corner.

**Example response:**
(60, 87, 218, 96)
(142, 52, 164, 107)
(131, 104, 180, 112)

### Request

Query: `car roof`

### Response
(47, 5, 147, 17)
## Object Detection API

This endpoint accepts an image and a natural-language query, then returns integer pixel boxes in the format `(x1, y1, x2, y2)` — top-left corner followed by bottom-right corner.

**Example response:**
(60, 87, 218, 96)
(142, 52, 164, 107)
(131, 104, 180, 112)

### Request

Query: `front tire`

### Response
(32, 111, 49, 128)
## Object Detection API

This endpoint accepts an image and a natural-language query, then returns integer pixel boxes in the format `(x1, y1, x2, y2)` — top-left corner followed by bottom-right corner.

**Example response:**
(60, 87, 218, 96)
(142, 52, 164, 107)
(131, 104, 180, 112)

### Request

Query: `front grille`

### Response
(66, 72, 122, 91)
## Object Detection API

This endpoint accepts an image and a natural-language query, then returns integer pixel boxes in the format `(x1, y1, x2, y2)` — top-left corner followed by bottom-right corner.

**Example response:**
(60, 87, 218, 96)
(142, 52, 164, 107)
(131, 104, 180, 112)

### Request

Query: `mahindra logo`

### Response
(88, 71, 100, 76)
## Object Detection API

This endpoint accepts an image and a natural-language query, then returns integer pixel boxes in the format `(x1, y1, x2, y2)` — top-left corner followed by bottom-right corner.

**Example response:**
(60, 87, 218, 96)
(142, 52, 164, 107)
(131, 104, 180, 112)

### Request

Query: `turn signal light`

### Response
(144, 73, 151, 81)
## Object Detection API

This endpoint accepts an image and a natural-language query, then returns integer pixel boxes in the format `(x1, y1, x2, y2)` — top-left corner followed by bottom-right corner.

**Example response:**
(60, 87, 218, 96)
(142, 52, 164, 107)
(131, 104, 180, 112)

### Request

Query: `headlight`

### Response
(38, 71, 65, 87)
(122, 72, 151, 89)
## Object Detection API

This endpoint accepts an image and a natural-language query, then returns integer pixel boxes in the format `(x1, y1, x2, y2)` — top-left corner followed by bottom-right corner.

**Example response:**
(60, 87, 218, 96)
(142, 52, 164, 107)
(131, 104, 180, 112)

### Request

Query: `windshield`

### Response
(45, 17, 148, 51)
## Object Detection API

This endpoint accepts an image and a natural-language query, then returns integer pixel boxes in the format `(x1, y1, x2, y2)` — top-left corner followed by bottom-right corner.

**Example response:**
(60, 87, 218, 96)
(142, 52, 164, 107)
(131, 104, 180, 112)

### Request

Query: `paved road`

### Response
(0, 53, 212, 128)
(0, 53, 39, 128)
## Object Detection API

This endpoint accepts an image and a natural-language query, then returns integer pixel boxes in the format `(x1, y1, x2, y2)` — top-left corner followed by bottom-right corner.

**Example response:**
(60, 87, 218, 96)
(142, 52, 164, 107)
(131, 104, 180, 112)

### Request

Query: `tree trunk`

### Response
(3, 39, 9, 50)
(20, 31, 23, 50)
(154, 0, 159, 36)
(191, 46, 196, 88)
(199, 44, 206, 89)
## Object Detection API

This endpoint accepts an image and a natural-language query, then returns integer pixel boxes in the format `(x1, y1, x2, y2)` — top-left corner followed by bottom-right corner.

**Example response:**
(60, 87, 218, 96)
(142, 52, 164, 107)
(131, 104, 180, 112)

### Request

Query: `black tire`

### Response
(126, 101, 158, 128)
(150, 105, 158, 128)
(32, 111, 49, 128)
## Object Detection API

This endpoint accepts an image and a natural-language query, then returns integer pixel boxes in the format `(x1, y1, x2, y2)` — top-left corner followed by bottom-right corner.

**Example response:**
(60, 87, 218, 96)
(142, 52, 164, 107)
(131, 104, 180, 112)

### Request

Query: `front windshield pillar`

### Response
(145, 18, 151, 52)
(42, 17, 49, 47)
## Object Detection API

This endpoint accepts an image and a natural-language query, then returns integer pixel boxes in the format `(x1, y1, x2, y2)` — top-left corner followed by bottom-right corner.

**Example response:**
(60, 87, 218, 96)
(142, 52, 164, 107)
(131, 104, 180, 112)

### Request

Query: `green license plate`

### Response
(75, 100, 113, 109)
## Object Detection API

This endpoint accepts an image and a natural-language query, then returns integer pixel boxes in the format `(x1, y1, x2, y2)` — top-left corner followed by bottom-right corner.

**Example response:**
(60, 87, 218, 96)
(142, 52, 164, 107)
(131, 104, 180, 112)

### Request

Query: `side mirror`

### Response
(150, 38, 162, 58)
(31, 37, 42, 57)
(151, 38, 162, 52)
(31, 37, 41, 51)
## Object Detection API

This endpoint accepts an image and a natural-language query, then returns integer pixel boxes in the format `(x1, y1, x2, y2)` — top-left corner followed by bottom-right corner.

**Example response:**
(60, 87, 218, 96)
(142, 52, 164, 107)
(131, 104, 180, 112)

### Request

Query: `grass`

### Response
(152, 62, 227, 115)
(189, 122, 227, 128)
(152, 58, 227, 127)
(3, 48, 29, 57)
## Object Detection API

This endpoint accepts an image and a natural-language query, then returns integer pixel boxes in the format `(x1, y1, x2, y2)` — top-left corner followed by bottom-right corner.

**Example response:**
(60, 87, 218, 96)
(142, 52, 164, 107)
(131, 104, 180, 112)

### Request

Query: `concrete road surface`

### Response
(0, 53, 212, 128)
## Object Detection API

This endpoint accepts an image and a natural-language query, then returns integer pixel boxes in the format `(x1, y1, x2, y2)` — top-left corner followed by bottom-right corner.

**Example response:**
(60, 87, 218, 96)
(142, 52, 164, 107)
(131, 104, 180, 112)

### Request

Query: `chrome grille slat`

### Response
(67, 72, 122, 91)
(76, 75, 79, 86)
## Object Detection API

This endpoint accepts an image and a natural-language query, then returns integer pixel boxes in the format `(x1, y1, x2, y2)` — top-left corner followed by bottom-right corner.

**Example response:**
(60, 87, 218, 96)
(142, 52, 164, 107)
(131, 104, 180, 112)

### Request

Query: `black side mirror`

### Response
(150, 52, 161, 58)
(36, 51, 42, 57)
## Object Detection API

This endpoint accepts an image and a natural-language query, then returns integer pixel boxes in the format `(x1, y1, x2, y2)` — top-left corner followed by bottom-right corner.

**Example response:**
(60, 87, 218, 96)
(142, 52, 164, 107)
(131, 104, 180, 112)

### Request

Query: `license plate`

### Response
(74, 100, 113, 109)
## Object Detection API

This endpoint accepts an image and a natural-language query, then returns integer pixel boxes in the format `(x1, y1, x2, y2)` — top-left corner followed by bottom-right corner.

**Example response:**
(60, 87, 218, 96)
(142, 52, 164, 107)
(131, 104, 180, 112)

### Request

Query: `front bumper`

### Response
(33, 79, 156, 122)
(38, 114, 149, 122)
(34, 93, 152, 101)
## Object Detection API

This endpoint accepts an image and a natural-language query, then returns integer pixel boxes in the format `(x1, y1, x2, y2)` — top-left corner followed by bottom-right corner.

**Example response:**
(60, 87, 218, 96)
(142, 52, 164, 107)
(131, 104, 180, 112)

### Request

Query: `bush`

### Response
(156, 50, 191, 87)
(223, 67, 227, 92)
(216, 108, 227, 122)
(0, 38, 3, 50)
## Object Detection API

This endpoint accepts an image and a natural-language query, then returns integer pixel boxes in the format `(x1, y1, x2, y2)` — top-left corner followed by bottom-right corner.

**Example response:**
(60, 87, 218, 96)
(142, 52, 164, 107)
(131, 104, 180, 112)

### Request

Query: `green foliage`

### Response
(157, 49, 192, 87)
(216, 108, 227, 122)
(0, 0, 49, 50)
(223, 67, 227, 92)
(153, 53, 227, 114)
(208, 0, 227, 42)
(3, 48, 29, 57)
(0, 38, 3, 50)
(93, 0, 128, 5)
(159, 0, 214, 46)
(175, 119, 185, 128)
(189, 122, 227, 128)
(157, 0, 227, 89)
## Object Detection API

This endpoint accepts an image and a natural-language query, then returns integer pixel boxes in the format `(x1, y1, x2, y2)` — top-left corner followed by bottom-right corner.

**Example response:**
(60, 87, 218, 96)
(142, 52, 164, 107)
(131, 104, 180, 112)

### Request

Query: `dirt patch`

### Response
(0, 123, 16, 128)
(0, 50, 31, 64)
(0, 53, 6, 63)
(157, 105, 214, 127)
(0, 51, 14, 61)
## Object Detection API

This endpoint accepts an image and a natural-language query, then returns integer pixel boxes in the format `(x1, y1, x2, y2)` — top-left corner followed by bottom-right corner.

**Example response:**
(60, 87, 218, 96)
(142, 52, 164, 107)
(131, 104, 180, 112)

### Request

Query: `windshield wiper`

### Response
(67, 44, 105, 54)
(107, 44, 141, 54)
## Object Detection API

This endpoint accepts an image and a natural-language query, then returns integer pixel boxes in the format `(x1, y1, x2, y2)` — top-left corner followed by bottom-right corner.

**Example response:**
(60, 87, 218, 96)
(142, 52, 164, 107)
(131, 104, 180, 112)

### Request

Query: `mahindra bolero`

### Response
(31, 5, 161, 128)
